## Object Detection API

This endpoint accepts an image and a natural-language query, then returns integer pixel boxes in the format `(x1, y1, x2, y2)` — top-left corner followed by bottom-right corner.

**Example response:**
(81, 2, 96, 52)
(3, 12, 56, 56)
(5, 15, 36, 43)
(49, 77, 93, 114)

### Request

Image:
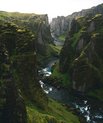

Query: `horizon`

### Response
(0, 0, 103, 20)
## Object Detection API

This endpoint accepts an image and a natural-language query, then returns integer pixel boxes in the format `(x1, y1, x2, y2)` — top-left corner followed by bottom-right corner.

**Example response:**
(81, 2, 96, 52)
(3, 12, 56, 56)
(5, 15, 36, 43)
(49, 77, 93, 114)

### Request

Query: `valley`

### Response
(0, 3, 103, 123)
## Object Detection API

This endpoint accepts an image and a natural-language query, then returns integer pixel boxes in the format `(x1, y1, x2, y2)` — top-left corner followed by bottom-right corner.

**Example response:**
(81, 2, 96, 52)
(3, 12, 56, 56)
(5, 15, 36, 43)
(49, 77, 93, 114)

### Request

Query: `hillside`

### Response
(59, 13, 103, 100)
(0, 14, 80, 123)
(1, 3, 103, 123)
(0, 11, 59, 66)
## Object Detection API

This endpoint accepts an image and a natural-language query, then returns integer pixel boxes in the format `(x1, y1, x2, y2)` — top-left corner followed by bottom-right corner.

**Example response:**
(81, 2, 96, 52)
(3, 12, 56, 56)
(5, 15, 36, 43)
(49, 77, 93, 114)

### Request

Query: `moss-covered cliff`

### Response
(0, 11, 57, 66)
(50, 3, 103, 39)
(59, 14, 103, 98)
(0, 16, 80, 123)
(0, 21, 48, 122)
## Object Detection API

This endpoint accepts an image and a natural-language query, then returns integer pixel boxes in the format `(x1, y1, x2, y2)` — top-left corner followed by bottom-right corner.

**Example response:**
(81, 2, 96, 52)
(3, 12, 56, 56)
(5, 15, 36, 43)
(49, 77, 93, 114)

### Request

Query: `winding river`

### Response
(39, 59, 103, 123)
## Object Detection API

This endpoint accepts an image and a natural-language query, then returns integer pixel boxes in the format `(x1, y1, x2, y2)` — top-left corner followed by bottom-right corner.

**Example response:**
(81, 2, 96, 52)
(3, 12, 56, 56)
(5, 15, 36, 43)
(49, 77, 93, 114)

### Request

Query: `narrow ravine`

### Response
(39, 59, 103, 123)
(51, 33, 64, 46)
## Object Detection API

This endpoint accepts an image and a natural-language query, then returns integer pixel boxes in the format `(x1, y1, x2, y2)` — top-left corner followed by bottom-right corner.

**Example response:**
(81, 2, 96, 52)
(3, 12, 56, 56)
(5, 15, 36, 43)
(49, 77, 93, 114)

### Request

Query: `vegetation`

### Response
(1, 8, 103, 123)
(58, 34, 66, 41)
(92, 14, 102, 20)
(49, 44, 62, 55)
(0, 11, 56, 66)
(59, 13, 103, 99)
(37, 44, 61, 66)
(0, 12, 80, 123)
(71, 30, 82, 48)
(27, 99, 80, 123)
(88, 88, 103, 101)
(51, 62, 71, 87)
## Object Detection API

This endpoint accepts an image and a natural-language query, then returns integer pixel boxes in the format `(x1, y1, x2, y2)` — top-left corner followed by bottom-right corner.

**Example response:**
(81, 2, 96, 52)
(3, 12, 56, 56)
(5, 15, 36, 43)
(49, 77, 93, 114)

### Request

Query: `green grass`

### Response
(26, 98, 80, 123)
(58, 34, 66, 41)
(52, 62, 71, 87)
(37, 44, 62, 66)
(71, 30, 82, 48)
(49, 44, 62, 53)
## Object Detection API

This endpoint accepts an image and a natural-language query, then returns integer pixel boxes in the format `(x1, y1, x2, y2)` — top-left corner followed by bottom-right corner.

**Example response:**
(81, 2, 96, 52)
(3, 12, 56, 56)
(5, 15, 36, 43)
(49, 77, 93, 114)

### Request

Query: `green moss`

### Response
(76, 16, 87, 27)
(49, 44, 62, 54)
(58, 34, 66, 41)
(92, 14, 102, 20)
(37, 44, 62, 66)
(71, 30, 82, 48)
(0, 11, 54, 67)
(52, 62, 71, 87)
(26, 99, 80, 123)
(71, 26, 88, 49)
(88, 88, 103, 101)
(44, 44, 62, 58)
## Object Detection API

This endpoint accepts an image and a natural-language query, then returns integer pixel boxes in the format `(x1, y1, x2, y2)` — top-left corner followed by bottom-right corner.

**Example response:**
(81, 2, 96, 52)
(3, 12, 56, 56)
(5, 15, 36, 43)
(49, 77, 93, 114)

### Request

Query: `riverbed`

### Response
(39, 59, 103, 123)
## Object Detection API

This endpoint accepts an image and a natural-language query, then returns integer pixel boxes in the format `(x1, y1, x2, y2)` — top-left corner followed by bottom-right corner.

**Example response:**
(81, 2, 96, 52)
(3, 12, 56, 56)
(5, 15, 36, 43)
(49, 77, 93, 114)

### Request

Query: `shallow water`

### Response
(39, 59, 103, 123)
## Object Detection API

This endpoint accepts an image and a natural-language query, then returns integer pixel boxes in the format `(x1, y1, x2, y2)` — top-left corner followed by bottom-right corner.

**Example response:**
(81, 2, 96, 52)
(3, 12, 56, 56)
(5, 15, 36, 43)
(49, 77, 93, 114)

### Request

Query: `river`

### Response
(38, 58, 103, 123)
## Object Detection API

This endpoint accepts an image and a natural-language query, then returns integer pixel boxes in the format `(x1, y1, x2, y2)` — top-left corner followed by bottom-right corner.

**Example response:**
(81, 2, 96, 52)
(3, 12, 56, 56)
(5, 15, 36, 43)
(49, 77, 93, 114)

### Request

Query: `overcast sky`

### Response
(0, 0, 103, 19)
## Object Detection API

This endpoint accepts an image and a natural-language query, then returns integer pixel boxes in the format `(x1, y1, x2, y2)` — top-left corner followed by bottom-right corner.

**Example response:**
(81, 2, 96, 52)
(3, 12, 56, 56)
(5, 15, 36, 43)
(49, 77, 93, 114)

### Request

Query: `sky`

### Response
(0, 0, 103, 19)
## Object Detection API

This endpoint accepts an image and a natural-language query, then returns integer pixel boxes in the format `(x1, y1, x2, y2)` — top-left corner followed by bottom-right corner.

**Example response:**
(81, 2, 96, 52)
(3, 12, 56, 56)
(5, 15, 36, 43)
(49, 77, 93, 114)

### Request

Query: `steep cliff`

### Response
(59, 14, 103, 95)
(0, 12, 54, 66)
(0, 14, 80, 123)
(0, 21, 48, 123)
(50, 3, 103, 37)
(50, 16, 68, 36)
(0, 45, 27, 123)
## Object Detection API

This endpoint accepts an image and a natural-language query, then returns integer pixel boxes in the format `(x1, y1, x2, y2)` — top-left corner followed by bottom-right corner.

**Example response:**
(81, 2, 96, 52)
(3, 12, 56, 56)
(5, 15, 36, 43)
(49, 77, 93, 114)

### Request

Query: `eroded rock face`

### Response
(36, 18, 52, 55)
(50, 16, 68, 36)
(59, 14, 103, 92)
(50, 3, 103, 37)
(0, 78, 27, 123)
(0, 22, 48, 122)
(0, 44, 27, 123)
(0, 12, 53, 61)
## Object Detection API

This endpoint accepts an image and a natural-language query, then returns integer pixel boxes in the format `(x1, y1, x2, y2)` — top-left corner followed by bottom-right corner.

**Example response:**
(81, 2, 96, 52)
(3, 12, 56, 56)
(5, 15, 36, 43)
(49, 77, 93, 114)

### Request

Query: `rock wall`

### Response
(0, 12, 53, 59)
(50, 3, 103, 37)
(59, 14, 103, 92)
(50, 16, 68, 36)
(0, 21, 48, 122)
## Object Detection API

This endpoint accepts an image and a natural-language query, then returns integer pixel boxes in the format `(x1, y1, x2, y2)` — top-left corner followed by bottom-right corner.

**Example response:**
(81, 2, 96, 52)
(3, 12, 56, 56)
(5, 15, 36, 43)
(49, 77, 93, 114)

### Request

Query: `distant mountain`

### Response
(50, 3, 103, 37)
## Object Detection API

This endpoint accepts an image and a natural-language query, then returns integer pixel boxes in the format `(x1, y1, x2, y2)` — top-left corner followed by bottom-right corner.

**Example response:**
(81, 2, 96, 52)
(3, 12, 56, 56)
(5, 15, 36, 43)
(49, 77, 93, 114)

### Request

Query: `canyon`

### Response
(0, 3, 103, 123)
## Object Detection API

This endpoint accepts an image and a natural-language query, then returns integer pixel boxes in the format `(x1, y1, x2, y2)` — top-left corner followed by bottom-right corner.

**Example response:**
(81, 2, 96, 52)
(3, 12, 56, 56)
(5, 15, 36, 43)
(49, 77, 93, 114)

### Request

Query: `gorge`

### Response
(39, 58, 103, 123)
(0, 3, 103, 123)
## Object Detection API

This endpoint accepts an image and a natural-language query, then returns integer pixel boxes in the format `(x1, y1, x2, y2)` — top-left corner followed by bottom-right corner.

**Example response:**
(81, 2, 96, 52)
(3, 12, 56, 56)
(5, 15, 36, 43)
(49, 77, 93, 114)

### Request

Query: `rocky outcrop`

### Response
(0, 12, 53, 65)
(50, 3, 103, 37)
(36, 15, 52, 55)
(0, 34, 27, 123)
(25, 14, 52, 55)
(59, 14, 103, 92)
(0, 22, 48, 122)
(50, 16, 68, 36)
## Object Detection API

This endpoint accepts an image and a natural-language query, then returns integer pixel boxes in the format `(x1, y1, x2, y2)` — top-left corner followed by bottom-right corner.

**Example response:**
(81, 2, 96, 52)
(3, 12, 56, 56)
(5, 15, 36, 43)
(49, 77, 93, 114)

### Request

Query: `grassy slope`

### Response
(49, 44, 62, 55)
(51, 62, 71, 87)
(58, 34, 66, 42)
(27, 98, 80, 123)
